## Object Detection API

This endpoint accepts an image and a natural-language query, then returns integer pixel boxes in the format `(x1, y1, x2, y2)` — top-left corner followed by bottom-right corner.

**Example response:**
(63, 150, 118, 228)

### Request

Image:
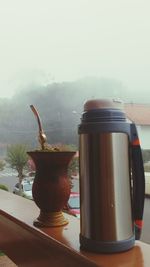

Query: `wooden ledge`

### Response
(0, 190, 150, 267)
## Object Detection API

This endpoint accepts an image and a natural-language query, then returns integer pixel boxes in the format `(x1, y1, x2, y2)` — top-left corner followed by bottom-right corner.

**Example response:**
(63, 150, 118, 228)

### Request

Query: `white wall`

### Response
(136, 125, 150, 149)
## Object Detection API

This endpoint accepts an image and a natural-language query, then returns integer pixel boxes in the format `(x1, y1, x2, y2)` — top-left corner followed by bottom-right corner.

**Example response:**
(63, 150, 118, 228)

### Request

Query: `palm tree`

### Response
(6, 144, 28, 195)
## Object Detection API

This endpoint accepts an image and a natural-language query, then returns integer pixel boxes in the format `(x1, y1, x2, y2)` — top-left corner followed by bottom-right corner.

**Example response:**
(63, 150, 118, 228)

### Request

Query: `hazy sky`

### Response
(0, 0, 150, 98)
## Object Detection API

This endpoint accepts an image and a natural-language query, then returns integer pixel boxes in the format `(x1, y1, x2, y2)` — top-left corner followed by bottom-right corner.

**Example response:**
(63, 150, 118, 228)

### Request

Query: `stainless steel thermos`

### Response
(78, 99, 145, 253)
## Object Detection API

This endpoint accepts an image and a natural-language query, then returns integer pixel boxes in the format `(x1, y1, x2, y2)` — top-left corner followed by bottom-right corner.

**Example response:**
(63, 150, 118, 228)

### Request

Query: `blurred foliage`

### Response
(6, 144, 29, 195)
(0, 160, 5, 171)
(67, 155, 79, 190)
(0, 184, 9, 191)
(144, 162, 150, 172)
(142, 149, 150, 163)
(6, 144, 28, 172)
(68, 155, 79, 177)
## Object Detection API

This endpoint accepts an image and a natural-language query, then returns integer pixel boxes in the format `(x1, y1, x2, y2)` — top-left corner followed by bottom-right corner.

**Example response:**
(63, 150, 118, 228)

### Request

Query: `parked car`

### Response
(13, 179, 33, 200)
(64, 192, 80, 218)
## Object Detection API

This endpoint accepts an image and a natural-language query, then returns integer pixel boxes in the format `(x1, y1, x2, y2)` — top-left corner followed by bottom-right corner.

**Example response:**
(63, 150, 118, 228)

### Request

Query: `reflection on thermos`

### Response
(78, 99, 145, 253)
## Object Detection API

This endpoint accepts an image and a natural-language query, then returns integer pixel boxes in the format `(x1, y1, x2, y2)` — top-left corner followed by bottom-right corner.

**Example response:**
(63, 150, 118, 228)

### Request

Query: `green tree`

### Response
(68, 157, 79, 177)
(0, 160, 5, 171)
(6, 144, 29, 195)
(0, 184, 9, 191)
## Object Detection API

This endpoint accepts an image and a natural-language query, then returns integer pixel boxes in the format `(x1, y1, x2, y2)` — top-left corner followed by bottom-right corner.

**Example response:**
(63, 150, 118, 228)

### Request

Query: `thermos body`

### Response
(79, 99, 145, 253)
(80, 132, 133, 241)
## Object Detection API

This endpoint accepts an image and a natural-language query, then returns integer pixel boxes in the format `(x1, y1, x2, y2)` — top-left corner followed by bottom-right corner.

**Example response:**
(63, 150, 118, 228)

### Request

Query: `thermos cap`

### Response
(84, 99, 124, 111)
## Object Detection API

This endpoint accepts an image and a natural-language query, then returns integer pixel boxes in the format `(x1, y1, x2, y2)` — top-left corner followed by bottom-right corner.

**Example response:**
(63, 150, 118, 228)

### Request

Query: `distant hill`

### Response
(0, 76, 149, 154)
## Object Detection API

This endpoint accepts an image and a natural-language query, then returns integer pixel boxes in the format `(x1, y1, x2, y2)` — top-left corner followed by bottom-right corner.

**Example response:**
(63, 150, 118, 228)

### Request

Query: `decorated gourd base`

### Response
(34, 211, 68, 227)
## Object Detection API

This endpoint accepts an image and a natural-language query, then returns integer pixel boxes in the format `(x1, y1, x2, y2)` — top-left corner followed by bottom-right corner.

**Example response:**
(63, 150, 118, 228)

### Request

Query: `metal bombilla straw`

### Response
(30, 105, 47, 150)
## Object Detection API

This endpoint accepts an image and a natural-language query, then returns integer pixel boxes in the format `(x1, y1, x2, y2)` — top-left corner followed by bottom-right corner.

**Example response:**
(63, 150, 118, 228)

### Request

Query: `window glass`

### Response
(0, 0, 150, 245)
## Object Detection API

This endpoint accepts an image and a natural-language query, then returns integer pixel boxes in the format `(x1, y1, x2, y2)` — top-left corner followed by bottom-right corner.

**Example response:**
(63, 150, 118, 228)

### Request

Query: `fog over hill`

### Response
(0, 76, 150, 156)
